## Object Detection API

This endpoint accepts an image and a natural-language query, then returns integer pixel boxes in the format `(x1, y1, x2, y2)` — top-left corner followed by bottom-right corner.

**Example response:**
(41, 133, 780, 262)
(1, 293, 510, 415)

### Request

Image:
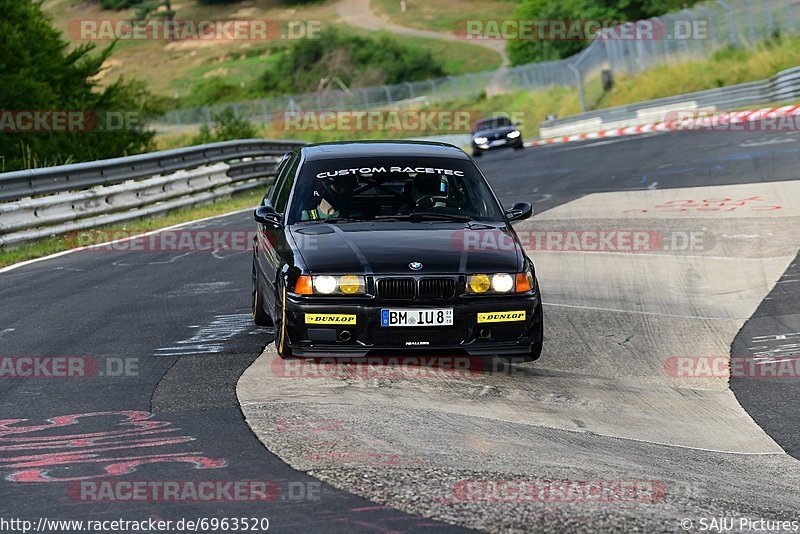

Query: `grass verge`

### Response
(0, 189, 264, 269)
(370, 0, 518, 34)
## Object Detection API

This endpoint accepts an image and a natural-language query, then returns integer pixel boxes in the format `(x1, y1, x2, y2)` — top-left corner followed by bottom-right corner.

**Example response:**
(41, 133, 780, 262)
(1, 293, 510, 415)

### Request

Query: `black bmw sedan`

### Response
(470, 115, 524, 157)
(252, 140, 543, 361)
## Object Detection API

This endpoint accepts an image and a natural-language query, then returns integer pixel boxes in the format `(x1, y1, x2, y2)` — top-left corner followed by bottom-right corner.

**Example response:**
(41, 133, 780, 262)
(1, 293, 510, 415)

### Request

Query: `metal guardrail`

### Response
(0, 139, 305, 247)
(539, 65, 800, 138)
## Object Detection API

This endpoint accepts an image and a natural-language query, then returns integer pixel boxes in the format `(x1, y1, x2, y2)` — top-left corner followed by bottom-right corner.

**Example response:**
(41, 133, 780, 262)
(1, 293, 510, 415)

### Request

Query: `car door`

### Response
(257, 152, 299, 306)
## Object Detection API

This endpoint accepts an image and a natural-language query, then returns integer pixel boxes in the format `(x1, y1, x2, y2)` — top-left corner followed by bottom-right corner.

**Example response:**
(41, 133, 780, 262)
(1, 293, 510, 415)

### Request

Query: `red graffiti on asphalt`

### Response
(0, 411, 227, 482)
(624, 196, 782, 214)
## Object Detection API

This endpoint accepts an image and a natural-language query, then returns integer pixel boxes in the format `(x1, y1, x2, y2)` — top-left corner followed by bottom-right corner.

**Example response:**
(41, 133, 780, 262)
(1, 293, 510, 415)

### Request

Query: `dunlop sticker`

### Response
(477, 310, 526, 323)
(305, 314, 357, 325)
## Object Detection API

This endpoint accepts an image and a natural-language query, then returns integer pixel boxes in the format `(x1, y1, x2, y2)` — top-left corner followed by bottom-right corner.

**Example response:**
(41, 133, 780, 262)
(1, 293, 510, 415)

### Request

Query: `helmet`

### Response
(315, 174, 357, 209)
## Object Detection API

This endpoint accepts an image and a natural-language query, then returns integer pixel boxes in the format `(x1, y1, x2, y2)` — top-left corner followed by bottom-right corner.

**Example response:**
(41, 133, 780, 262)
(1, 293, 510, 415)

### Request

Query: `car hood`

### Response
(289, 222, 523, 275)
(473, 126, 517, 139)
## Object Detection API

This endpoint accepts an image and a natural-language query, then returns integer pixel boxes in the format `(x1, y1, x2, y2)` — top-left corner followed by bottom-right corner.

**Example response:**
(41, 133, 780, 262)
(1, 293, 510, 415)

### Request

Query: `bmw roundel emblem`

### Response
(409, 261, 423, 270)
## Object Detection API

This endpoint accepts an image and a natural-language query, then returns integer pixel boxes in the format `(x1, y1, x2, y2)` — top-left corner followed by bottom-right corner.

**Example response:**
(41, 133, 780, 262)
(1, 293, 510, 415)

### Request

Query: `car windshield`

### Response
(287, 156, 504, 224)
(475, 117, 512, 130)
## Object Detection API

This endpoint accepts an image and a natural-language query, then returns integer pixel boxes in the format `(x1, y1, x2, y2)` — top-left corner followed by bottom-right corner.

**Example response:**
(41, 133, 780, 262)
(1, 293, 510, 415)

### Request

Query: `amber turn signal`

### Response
(293, 275, 314, 295)
(515, 272, 533, 292)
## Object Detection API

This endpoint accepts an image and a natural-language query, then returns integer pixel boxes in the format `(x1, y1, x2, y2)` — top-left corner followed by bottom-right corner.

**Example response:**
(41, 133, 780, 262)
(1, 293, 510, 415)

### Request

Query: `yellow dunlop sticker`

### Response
(477, 310, 526, 323)
(305, 314, 357, 325)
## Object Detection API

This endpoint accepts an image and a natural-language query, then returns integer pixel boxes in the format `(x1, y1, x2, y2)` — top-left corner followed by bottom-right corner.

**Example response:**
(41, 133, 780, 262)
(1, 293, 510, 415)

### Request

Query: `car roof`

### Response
(476, 116, 510, 125)
(300, 140, 471, 161)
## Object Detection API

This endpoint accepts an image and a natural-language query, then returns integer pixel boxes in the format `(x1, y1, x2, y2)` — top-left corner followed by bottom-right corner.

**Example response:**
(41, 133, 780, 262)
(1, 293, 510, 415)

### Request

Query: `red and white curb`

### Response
(525, 104, 800, 147)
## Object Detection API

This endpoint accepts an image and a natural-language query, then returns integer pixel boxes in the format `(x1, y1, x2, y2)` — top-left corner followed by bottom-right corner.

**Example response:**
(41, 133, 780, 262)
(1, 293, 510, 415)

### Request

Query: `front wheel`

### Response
(274, 284, 293, 359)
(501, 302, 543, 362)
(252, 262, 273, 327)
(472, 148, 482, 158)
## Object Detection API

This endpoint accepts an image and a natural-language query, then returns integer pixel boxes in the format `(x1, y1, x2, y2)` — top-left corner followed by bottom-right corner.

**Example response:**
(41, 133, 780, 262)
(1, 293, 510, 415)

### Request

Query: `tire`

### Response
(274, 284, 293, 359)
(501, 302, 543, 363)
(513, 142, 524, 150)
(472, 148, 482, 158)
(251, 260, 273, 327)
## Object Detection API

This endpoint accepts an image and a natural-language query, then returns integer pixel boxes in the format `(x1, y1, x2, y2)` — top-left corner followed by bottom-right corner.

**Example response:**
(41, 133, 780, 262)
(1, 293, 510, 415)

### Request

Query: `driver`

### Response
(301, 174, 358, 220)
(410, 173, 450, 209)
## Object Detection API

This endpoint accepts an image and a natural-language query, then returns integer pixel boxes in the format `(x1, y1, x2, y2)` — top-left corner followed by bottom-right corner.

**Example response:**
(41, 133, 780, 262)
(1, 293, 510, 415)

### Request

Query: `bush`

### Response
(261, 27, 445, 95)
(192, 108, 257, 144)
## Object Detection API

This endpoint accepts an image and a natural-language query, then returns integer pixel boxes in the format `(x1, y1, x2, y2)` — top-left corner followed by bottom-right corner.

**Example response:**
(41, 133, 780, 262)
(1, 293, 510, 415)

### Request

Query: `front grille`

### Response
(378, 278, 415, 300)
(370, 325, 466, 346)
(418, 278, 456, 300)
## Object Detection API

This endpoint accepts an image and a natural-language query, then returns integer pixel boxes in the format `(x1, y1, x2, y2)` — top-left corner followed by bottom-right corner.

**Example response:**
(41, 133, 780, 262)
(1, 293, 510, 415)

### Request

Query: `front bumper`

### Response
(472, 138, 523, 152)
(282, 292, 542, 358)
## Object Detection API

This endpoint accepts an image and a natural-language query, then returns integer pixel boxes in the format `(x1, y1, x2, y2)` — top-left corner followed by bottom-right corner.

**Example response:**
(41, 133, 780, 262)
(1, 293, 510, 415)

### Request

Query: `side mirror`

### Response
(514, 121, 521, 127)
(505, 201, 533, 222)
(254, 206, 282, 226)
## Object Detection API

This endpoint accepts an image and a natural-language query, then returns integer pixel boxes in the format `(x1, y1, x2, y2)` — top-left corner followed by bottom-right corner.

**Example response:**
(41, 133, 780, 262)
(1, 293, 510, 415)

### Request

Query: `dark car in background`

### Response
(251, 140, 543, 361)
(470, 116, 524, 157)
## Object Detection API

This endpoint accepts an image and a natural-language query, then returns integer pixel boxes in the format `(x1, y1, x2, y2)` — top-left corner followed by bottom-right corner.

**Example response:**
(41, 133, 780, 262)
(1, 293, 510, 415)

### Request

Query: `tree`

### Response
(0, 0, 157, 171)
(507, 0, 703, 65)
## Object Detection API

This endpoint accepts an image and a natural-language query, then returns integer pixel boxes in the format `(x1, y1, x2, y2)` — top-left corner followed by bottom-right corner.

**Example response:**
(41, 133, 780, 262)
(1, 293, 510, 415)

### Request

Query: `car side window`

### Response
(266, 154, 292, 206)
(273, 153, 300, 213)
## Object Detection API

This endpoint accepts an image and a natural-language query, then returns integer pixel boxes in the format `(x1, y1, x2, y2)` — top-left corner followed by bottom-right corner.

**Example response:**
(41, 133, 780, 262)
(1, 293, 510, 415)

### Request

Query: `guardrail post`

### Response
(567, 63, 586, 113)
(383, 85, 393, 108)
(260, 100, 270, 125)
(744, 0, 756, 44)
(766, 0, 774, 36)
(716, 0, 738, 45)
(786, 0, 796, 34)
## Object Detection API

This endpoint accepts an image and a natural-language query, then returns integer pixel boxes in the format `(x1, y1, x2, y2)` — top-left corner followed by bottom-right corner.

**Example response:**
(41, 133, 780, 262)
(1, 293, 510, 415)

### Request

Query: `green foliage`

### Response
(508, 0, 703, 65)
(0, 0, 157, 171)
(192, 108, 257, 144)
(261, 27, 446, 95)
(99, 0, 144, 9)
(134, 0, 175, 21)
(181, 77, 251, 107)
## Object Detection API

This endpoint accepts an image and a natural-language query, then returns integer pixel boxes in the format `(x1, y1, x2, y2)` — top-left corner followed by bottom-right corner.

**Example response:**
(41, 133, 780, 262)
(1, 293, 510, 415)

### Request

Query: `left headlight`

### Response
(507, 130, 521, 139)
(293, 274, 366, 295)
(474, 136, 488, 145)
(467, 270, 534, 294)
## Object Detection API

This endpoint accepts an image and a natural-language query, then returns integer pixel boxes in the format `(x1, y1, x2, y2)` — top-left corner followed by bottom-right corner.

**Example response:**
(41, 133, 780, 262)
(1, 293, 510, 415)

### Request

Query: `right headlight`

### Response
(474, 136, 488, 144)
(466, 268, 534, 294)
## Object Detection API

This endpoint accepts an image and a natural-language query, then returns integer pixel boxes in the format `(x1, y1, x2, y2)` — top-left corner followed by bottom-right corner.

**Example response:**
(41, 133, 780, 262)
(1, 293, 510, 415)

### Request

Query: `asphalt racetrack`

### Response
(2, 128, 800, 532)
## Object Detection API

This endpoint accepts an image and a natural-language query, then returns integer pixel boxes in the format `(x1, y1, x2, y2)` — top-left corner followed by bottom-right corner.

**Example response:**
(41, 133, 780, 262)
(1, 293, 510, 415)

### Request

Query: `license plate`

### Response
(380, 308, 453, 327)
(489, 139, 507, 147)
